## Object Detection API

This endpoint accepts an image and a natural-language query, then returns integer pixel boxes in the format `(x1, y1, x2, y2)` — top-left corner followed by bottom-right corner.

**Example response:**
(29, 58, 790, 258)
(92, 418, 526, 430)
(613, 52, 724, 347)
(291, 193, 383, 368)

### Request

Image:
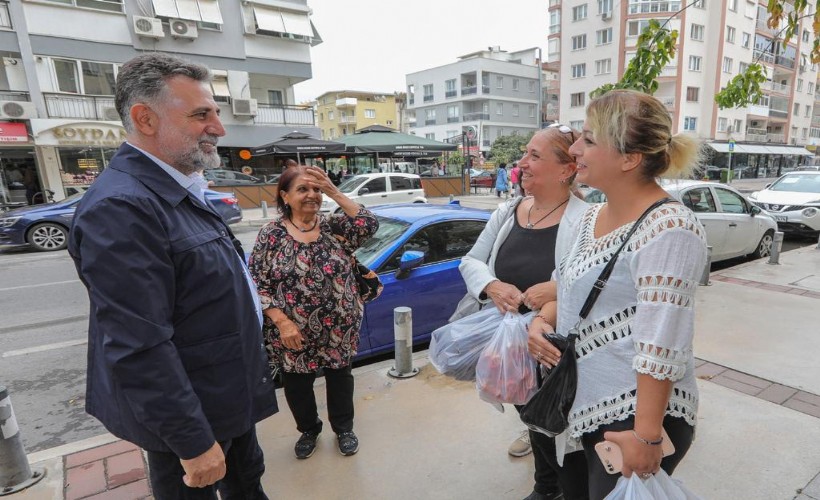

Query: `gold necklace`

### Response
(526, 198, 569, 229)
(289, 216, 318, 232)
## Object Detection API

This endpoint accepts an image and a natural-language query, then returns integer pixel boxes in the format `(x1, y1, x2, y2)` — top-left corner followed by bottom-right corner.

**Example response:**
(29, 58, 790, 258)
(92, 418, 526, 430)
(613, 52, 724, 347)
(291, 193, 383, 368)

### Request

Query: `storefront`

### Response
(0, 121, 43, 209)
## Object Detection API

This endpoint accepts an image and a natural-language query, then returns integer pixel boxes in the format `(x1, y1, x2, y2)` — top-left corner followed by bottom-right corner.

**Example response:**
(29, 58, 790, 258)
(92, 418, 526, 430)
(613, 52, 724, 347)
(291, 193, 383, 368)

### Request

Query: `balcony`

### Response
(447, 116, 460, 123)
(764, 81, 790, 93)
(44, 93, 117, 120)
(659, 96, 675, 110)
(255, 104, 314, 126)
(336, 98, 357, 108)
(775, 56, 795, 69)
(423, 95, 434, 102)
(0, 91, 30, 102)
(0, 2, 11, 29)
(746, 127, 767, 141)
(425, 119, 436, 125)
(482, 139, 491, 147)
(463, 112, 490, 121)
(753, 50, 775, 65)
(461, 86, 477, 96)
(339, 115, 356, 124)
(767, 133, 785, 142)
(549, 23, 560, 35)
(627, 1, 681, 14)
(748, 103, 770, 116)
(482, 85, 491, 94)
(409, 97, 414, 105)
(755, 19, 780, 37)
(445, 90, 457, 98)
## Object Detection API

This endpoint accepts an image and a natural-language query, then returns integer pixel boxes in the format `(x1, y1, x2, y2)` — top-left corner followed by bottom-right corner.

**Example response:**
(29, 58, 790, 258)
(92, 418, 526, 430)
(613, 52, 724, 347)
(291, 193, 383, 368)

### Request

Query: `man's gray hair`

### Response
(115, 53, 211, 133)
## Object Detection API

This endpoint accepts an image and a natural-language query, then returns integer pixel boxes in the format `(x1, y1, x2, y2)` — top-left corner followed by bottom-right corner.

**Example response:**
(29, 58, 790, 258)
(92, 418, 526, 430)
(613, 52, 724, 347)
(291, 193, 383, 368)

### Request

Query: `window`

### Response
(683, 116, 697, 131)
(598, 0, 612, 14)
(734, 119, 742, 132)
(723, 57, 733, 73)
(571, 63, 586, 78)
(726, 26, 736, 43)
(390, 176, 416, 191)
(550, 10, 561, 33)
(597, 28, 613, 45)
(328, 111, 334, 120)
(806, 104, 812, 117)
(495, 76, 504, 89)
(496, 102, 504, 115)
(571, 92, 585, 107)
(686, 86, 699, 102)
(739, 62, 749, 73)
(803, 29, 811, 43)
(690, 24, 704, 41)
(43, 0, 124, 12)
(425, 133, 435, 140)
(693, 0, 705, 8)
(445, 79, 457, 98)
(793, 103, 800, 116)
(54, 58, 119, 96)
(689, 55, 702, 71)
(512, 104, 519, 117)
(362, 177, 387, 194)
(809, 82, 815, 94)
(572, 4, 588, 21)
(447, 105, 459, 122)
(268, 89, 283, 105)
(572, 34, 587, 50)
(718, 117, 728, 131)
(797, 79, 804, 91)
(802, 127, 808, 139)
(742, 32, 751, 48)
(714, 188, 747, 214)
(570, 120, 584, 129)
(423, 84, 434, 102)
(425, 109, 436, 124)
(728, 0, 737, 11)
(628, 19, 653, 36)
(365, 109, 376, 118)
(512, 78, 520, 91)
(595, 58, 612, 75)
(682, 188, 716, 213)
(529, 105, 536, 117)
(381, 221, 487, 273)
(528, 80, 536, 92)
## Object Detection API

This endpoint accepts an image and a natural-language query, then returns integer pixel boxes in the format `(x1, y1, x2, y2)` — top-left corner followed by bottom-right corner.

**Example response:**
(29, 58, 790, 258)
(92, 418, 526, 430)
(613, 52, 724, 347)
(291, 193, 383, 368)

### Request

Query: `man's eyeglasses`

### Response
(547, 123, 576, 143)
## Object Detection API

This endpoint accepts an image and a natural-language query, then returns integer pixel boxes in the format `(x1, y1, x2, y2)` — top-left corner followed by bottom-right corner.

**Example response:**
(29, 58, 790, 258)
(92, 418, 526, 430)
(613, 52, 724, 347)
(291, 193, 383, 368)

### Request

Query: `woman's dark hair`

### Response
(276, 165, 308, 215)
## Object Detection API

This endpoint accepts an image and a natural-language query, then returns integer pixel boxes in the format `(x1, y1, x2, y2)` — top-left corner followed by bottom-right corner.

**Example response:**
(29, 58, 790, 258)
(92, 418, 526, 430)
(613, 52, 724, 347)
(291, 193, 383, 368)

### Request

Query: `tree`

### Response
(489, 133, 533, 165)
(591, 0, 814, 109)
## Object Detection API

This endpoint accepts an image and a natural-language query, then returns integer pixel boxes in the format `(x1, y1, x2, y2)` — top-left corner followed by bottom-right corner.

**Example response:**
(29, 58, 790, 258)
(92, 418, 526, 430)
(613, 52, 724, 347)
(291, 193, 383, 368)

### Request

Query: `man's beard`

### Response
(160, 128, 221, 175)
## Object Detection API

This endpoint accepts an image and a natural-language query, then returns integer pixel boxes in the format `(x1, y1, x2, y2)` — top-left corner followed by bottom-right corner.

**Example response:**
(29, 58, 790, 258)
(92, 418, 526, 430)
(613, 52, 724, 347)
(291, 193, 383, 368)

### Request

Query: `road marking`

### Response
(0, 279, 80, 292)
(2, 338, 87, 357)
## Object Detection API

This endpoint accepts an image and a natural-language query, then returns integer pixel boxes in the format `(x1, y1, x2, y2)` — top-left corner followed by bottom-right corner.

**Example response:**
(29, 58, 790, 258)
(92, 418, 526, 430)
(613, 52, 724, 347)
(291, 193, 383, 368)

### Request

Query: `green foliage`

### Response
(448, 150, 465, 167)
(714, 63, 767, 109)
(489, 133, 533, 164)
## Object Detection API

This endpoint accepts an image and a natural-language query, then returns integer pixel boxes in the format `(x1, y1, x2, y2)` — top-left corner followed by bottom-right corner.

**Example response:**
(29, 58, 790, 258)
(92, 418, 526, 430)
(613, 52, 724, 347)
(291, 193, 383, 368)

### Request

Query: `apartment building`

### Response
(0, 0, 319, 204)
(406, 46, 542, 154)
(315, 90, 401, 140)
(551, 0, 817, 174)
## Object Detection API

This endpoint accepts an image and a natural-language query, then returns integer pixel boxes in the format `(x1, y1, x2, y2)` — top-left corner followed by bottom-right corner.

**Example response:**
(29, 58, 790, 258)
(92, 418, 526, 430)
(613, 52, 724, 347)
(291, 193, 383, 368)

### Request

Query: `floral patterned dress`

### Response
(248, 208, 378, 374)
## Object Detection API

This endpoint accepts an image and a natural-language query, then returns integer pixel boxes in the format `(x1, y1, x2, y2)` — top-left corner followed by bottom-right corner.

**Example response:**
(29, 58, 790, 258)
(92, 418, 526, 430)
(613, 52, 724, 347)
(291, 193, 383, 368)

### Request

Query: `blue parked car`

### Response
(352, 203, 490, 359)
(0, 190, 243, 252)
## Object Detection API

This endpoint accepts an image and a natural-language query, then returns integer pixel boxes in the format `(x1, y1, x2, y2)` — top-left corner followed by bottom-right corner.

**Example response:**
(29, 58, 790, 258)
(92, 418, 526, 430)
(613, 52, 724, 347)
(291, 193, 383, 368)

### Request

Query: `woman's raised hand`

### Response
(304, 166, 339, 196)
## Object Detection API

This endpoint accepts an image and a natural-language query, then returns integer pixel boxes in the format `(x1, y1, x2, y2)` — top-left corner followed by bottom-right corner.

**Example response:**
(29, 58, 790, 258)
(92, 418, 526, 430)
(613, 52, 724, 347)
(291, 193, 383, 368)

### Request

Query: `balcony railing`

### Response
(754, 50, 775, 65)
(339, 116, 356, 124)
(627, 1, 681, 14)
(769, 108, 788, 118)
(0, 91, 30, 102)
(0, 2, 11, 29)
(425, 119, 436, 125)
(767, 133, 785, 142)
(765, 81, 790, 93)
(463, 112, 490, 121)
(44, 93, 117, 120)
(659, 96, 675, 109)
(447, 116, 460, 123)
(775, 56, 795, 69)
(423, 95, 434, 102)
(461, 86, 477, 95)
(445, 90, 457, 98)
(755, 19, 780, 36)
(255, 104, 314, 126)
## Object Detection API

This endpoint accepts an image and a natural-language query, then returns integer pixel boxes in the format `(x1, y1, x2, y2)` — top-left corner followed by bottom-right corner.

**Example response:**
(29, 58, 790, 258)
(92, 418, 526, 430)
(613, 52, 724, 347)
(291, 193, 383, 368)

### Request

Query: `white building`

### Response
(0, 0, 320, 204)
(406, 46, 542, 155)
(551, 0, 816, 175)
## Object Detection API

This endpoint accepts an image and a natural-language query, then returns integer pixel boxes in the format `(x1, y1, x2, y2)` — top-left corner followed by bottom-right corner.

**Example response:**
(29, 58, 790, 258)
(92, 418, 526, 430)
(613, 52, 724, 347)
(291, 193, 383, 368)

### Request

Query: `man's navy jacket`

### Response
(68, 144, 277, 459)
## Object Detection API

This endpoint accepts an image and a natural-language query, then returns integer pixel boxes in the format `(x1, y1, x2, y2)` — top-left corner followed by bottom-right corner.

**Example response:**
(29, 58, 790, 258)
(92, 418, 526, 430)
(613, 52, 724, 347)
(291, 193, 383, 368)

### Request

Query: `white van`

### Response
(320, 173, 427, 213)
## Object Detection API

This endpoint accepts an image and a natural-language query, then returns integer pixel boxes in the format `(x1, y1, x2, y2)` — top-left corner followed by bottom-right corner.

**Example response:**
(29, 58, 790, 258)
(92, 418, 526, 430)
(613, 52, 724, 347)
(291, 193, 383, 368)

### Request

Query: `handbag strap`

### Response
(577, 197, 673, 321)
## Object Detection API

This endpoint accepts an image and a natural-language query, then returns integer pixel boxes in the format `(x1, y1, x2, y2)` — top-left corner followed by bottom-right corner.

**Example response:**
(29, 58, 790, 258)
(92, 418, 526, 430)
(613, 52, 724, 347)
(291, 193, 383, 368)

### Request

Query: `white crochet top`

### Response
(556, 203, 707, 439)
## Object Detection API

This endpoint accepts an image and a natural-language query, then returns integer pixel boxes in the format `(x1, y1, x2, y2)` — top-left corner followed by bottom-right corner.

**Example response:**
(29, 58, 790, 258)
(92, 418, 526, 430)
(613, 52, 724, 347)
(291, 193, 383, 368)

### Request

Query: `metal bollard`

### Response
(0, 387, 44, 496)
(768, 231, 784, 265)
(387, 307, 419, 379)
(260, 200, 269, 219)
(699, 246, 713, 286)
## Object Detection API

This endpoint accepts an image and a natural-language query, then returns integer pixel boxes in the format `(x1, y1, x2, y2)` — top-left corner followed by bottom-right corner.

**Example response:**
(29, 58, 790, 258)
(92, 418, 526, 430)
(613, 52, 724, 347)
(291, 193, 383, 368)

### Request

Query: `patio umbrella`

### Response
(253, 131, 346, 163)
(339, 125, 457, 156)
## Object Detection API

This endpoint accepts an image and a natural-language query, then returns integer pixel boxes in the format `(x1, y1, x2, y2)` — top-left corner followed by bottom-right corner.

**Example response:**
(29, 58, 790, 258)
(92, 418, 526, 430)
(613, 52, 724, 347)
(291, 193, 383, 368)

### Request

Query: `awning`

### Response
(251, 4, 311, 36)
(763, 145, 814, 156)
(707, 142, 814, 155)
(152, 0, 223, 24)
(738, 145, 771, 154)
(280, 10, 312, 37)
(0, 122, 29, 143)
(707, 143, 732, 153)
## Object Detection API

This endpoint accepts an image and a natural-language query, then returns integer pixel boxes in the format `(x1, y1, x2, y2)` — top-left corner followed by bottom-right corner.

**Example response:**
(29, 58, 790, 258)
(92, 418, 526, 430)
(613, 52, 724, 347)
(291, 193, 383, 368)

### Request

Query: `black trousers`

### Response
(282, 365, 354, 435)
(539, 415, 694, 500)
(514, 402, 562, 495)
(146, 426, 268, 500)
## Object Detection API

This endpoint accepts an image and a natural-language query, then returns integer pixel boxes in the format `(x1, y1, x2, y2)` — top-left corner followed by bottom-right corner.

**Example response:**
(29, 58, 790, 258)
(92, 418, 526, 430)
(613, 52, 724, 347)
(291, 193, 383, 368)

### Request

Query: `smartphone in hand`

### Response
(594, 428, 675, 475)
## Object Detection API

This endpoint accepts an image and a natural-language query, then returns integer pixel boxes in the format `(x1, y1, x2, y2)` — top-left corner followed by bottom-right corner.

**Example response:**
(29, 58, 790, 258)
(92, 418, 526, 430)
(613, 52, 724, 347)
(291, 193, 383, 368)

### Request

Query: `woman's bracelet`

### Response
(631, 430, 663, 446)
(535, 314, 550, 324)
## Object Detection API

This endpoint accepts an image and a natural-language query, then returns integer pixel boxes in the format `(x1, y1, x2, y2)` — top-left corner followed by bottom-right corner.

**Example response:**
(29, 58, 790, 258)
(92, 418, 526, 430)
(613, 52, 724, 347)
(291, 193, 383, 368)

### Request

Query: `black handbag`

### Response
(333, 233, 383, 303)
(520, 198, 672, 436)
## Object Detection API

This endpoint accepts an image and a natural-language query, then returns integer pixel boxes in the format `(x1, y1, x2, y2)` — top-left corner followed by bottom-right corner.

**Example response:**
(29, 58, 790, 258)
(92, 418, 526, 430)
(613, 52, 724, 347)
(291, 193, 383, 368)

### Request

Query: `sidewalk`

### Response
(15, 220, 820, 500)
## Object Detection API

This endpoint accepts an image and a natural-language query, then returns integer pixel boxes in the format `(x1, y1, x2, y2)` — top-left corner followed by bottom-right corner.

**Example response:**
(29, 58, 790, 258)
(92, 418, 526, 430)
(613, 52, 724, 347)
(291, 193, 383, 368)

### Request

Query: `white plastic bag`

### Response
(429, 307, 503, 381)
(604, 470, 704, 500)
(475, 312, 538, 405)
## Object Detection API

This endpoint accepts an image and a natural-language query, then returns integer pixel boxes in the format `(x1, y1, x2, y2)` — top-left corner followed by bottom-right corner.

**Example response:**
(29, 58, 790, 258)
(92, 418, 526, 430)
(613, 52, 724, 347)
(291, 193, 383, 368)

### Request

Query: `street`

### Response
(0, 224, 815, 454)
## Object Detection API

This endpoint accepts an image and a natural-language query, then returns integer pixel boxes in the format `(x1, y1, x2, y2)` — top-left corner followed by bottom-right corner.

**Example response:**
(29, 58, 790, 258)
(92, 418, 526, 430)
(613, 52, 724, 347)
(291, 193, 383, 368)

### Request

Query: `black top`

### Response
(494, 214, 559, 312)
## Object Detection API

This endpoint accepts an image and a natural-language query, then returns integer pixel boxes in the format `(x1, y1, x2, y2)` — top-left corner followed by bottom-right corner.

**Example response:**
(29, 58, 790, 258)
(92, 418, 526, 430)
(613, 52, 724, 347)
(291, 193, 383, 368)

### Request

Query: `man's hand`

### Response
(180, 442, 225, 488)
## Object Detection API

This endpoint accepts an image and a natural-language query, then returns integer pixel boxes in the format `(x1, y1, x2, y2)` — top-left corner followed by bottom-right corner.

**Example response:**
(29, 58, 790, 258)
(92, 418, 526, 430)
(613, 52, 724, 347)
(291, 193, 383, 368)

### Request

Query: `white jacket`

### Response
(452, 194, 588, 320)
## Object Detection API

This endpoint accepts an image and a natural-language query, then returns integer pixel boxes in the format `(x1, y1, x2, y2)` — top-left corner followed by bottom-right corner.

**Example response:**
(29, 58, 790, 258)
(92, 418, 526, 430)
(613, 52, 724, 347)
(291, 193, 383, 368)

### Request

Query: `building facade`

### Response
(551, 0, 817, 175)
(406, 46, 542, 154)
(315, 90, 401, 140)
(0, 0, 319, 205)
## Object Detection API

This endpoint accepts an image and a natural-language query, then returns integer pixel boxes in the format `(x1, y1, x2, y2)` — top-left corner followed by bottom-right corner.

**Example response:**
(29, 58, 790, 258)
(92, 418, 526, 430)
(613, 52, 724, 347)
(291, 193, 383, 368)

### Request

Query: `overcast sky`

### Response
(293, 0, 549, 103)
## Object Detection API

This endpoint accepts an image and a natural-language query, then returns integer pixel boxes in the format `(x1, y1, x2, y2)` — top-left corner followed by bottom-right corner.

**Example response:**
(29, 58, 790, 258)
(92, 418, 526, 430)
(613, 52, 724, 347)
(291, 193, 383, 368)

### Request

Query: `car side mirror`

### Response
(750, 205, 761, 216)
(396, 250, 424, 279)
(359, 188, 370, 194)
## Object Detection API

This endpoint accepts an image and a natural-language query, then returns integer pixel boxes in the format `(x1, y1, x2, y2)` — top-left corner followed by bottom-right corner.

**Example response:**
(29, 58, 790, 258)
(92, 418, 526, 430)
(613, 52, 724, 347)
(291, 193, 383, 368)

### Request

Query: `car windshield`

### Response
(354, 215, 411, 267)
(338, 176, 368, 193)
(769, 174, 820, 193)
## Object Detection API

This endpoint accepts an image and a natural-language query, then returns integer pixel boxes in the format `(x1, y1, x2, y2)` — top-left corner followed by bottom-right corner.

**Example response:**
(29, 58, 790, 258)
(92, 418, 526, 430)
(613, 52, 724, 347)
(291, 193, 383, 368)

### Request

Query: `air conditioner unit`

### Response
(101, 106, 121, 121)
(170, 18, 198, 40)
(602, 12, 611, 20)
(133, 16, 165, 39)
(0, 101, 37, 120)
(232, 98, 258, 117)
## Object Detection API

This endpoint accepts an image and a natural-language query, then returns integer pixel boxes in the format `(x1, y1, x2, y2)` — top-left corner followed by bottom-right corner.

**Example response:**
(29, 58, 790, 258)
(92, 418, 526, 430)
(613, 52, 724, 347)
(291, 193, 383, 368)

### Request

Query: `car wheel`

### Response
(27, 223, 69, 252)
(751, 230, 774, 259)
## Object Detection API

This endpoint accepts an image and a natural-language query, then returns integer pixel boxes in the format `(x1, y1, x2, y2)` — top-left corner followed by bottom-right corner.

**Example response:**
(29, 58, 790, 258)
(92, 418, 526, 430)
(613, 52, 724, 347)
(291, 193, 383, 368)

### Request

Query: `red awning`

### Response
(0, 122, 29, 143)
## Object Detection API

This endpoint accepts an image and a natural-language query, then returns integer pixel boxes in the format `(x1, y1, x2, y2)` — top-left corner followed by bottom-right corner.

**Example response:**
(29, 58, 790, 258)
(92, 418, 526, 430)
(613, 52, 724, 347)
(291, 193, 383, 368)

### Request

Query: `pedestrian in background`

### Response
(69, 53, 277, 499)
(510, 161, 523, 197)
(495, 163, 509, 198)
(533, 89, 707, 499)
(456, 126, 587, 500)
(249, 166, 378, 460)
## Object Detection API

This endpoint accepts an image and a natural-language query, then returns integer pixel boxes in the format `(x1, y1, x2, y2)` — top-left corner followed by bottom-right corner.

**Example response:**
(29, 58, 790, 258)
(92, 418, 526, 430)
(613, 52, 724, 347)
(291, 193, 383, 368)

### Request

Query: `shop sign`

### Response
(0, 122, 29, 143)
(33, 122, 127, 147)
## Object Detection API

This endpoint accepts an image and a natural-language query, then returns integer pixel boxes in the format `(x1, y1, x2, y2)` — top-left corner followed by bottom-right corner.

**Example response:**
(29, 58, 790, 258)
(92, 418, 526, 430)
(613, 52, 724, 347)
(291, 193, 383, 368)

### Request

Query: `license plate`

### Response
(774, 215, 788, 222)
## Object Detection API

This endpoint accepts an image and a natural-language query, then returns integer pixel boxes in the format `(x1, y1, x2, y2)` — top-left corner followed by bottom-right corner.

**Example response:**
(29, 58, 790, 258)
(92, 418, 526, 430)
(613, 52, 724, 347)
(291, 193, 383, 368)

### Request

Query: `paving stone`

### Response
(84, 479, 151, 500)
(785, 288, 810, 295)
(710, 373, 764, 396)
(722, 277, 752, 285)
(802, 472, 820, 499)
(792, 391, 820, 407)
(694, 362, 726, 380)
(65, 460, 107, 500)
(65, 440, 140, 468)
(720, 369, 772, 389)
(783, 398, 820, 419)
(106, 449, 146, 488)
(757, 383, 799, 405)
(803, 291, 820, 299)
(694, 358, 706, 368)
(759, 283, 793, 292)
